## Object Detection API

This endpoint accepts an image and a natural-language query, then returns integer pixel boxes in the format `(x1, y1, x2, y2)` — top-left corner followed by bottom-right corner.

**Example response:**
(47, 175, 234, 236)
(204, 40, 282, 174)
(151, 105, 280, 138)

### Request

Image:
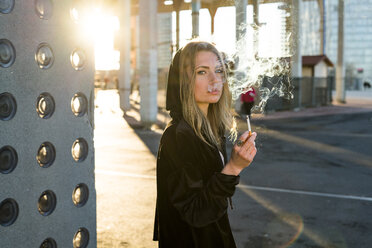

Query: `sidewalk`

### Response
(94, 91, 158, 248)
(252, 99, 372, 121)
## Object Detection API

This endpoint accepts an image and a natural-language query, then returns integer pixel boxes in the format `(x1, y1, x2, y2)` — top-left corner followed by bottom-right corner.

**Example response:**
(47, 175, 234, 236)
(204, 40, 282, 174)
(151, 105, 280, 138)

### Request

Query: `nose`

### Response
(209, 71, 220, 83)
(207, 72, 223, 93)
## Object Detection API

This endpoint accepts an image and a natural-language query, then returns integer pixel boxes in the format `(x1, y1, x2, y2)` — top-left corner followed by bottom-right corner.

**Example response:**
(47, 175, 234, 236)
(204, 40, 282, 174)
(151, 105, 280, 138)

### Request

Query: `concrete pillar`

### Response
(192, 0, 201, 38)
(317, 0, 325, 54)
(174, 0, 181, 51)
(176, 10, 180, 50)
(235, 0, 247, 112)
(336, 0, 345, 103)
(235, 0, 247, 42)
(118, 0, 131, 112)
(253, 0, 259, 57)
(139, 0, 158, 125)
(291, 0, 302, 78)
(291, 0, 302, 108)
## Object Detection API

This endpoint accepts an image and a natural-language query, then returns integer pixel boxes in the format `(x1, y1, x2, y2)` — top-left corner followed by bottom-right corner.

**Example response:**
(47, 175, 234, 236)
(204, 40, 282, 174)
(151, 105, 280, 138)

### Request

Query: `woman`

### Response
(153, 41, 257, 248)
(241, 87, 256, 118)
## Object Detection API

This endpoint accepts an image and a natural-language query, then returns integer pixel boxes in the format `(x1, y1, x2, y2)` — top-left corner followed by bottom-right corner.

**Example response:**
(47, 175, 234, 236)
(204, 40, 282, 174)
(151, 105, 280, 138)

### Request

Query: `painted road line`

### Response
(265, 129, 372, 168)
(96, 169, 372, 202)
(96, 169, 156, 179)
(238, 184, 372, 202)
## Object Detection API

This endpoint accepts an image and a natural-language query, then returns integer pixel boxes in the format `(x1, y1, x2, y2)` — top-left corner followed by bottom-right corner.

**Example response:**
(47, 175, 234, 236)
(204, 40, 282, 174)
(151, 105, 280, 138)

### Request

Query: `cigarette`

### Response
(246, 115, 252, 137)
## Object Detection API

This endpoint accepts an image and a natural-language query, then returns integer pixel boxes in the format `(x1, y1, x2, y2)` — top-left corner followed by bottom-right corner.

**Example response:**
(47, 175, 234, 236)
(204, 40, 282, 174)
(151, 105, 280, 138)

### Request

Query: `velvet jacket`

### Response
(153, 117, 240, 248)
(153, 48, 240, 247)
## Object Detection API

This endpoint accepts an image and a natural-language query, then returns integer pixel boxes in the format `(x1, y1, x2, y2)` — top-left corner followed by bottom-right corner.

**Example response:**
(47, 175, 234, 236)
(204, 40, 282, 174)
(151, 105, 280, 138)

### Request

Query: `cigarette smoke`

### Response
(224, 23, 294, 113)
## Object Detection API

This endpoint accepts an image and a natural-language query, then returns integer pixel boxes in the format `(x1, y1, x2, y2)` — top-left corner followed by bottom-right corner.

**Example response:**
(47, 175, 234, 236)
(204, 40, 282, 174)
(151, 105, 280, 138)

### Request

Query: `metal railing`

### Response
(263, 76, 333, 112)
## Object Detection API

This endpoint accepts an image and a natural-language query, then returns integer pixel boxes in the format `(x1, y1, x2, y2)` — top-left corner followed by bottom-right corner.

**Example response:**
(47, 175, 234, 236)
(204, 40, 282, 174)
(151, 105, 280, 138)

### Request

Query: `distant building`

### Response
(302, 55, 334, 77)
(301, 0, 372, 87)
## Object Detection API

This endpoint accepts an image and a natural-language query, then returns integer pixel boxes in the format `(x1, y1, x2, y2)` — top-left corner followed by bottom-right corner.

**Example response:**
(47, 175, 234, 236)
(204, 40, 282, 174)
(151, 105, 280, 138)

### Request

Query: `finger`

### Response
(238, 141, 256, 158)
(248, 149, 257, 163)
(242, 132, 257, 148)
(247, 132, 257, 142)
(235, 139, 244, 147)
(235, 131, 254, 147)
(243, 145, 256, 161)
(235, 132, 248, 147)
(248, 145, 257, 156)
(241, 134, 256, 151)
(239, 131, 251, 142)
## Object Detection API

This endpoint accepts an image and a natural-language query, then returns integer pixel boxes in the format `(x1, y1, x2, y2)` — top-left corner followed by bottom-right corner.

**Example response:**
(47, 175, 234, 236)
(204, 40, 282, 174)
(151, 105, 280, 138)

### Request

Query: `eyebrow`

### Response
(195, 65, 209, 69)
(195, 65, 223, 70)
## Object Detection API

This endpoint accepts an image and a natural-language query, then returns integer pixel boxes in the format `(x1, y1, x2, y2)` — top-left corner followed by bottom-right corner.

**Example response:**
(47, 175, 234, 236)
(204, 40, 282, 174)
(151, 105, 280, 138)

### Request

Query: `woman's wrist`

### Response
(221, 162, 242, 176)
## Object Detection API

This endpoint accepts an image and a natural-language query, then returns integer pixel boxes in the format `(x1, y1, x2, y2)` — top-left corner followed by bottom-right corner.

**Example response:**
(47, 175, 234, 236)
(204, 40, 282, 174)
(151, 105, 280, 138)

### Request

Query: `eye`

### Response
(215, 68, 224, 74)
(197, 70, 206, 75)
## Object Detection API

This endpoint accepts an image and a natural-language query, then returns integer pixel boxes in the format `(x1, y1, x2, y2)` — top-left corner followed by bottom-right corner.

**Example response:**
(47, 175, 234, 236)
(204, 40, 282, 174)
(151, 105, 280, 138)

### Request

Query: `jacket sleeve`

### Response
(167, 129, 240, 228)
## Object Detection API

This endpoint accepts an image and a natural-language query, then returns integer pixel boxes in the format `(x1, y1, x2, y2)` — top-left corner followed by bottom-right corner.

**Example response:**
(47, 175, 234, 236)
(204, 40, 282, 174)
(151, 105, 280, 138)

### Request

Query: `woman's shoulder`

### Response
(161, 118, 197, 144)
(176, 118, 194, 133)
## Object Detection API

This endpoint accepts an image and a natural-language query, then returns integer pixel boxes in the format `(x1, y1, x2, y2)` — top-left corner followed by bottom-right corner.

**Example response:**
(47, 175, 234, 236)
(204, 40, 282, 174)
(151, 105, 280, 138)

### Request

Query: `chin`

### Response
(208, 95, 221, 103)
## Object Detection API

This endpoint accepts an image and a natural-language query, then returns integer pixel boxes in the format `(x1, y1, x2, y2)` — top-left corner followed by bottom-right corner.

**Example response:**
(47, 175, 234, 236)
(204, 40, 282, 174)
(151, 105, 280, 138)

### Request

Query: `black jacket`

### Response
(153, 118, 240, 248)
(153, 48, 240, 247)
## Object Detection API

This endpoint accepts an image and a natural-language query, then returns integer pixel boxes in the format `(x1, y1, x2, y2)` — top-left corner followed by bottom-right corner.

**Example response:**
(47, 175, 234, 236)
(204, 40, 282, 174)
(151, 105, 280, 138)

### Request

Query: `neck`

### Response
(198, 103, 209, 117)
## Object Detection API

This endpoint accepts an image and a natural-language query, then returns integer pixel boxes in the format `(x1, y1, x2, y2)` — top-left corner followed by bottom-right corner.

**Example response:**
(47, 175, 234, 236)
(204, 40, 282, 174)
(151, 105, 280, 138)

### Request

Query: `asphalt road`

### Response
(227, 112, 372, 248)
(94, 95, 372, 248)
(131, 111, 372, 248)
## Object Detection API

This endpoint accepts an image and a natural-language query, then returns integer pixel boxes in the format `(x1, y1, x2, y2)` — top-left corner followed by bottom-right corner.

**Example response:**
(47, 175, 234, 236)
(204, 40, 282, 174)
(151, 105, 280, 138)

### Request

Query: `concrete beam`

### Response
(131, 0, 302, 15)
(207, 4, 218, 35)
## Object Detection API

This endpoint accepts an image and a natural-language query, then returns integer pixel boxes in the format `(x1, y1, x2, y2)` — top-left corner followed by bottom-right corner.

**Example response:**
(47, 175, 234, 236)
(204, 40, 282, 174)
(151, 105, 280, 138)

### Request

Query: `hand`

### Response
(222, 131, 257, 176)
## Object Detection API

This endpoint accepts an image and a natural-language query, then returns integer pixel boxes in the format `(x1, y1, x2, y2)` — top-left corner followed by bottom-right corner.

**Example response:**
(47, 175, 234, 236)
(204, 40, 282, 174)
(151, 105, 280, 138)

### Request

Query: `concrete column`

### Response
(174, 0, 181, 50)
(176, 10, 180, 50)
(253, 0, 259, 56)
(192, 0, 201, 38)
(235, 0, 247, 42)
(291, 0, 302, 108)
(235, 0, 247, 112)
(139, 0, 158, 125)
(317, 0, 325, 54)
(291, 0, 302, 78)
(336, 0, 345, 103)
(118, 0, 131, 112)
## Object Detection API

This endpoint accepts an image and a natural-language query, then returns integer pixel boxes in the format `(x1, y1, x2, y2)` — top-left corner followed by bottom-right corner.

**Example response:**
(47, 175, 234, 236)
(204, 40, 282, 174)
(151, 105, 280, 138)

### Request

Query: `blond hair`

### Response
(178, 41, 237, 150)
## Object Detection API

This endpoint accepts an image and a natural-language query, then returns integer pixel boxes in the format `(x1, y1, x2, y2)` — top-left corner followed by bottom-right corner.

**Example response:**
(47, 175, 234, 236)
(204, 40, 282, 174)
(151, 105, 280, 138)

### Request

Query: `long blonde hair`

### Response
(178, 41, 237, 150)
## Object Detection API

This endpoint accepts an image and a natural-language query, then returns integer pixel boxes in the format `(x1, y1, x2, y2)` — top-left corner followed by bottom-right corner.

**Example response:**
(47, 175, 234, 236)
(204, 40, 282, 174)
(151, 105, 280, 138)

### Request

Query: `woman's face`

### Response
(193, 51, 224, 110)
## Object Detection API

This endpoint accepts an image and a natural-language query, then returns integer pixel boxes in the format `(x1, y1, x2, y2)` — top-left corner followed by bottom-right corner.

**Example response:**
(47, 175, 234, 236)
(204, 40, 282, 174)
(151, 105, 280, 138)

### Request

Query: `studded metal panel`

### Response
(0, 0, 96, 247)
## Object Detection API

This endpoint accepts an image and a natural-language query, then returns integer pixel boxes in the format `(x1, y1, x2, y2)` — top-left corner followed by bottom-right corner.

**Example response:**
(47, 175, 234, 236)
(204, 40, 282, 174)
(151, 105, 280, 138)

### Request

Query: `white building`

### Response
(301, 0, 372, 86)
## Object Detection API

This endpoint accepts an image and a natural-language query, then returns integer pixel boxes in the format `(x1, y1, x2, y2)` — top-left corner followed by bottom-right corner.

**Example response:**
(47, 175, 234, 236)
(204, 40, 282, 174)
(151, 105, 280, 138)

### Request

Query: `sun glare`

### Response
(80, 7, 120, 71)
(78, 3, 284, 72)
(173, 4, 284, 57)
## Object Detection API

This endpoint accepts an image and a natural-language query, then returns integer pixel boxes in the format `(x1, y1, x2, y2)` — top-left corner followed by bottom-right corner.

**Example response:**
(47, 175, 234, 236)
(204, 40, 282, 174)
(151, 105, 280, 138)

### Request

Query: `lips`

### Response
(209, 90, 220, 95)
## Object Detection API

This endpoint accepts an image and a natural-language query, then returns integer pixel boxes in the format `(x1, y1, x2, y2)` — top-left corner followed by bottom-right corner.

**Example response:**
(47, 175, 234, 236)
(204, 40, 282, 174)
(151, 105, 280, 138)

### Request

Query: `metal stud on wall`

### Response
(0, 0, 96, 247)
